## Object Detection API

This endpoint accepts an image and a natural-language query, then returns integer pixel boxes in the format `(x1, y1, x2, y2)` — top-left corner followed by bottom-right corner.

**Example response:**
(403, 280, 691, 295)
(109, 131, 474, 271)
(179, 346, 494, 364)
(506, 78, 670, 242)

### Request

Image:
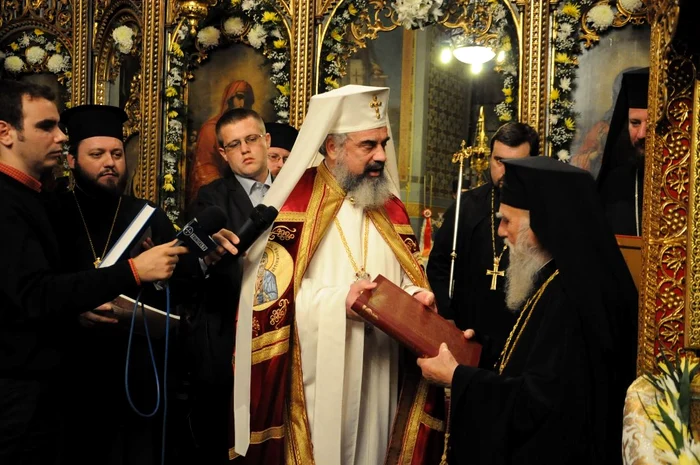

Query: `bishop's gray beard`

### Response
(504, 235, 549, 312)
(331, 151, 393, 209)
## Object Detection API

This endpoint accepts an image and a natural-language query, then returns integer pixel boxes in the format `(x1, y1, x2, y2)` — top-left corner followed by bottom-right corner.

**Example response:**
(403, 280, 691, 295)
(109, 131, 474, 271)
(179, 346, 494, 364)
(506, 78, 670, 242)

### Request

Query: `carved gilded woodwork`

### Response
(289, 0, 314, 126)
(637, 0, 685, 375)
(0, 0, 72, 33)
(140, 0, 165, 204)
(518, 0, 555, 152)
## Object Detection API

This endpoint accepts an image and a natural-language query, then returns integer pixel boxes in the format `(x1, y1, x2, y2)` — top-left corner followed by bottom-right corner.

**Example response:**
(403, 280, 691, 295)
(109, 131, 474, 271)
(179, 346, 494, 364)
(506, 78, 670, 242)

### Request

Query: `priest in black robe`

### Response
(53, 105, 201, 465)
(418, 157, 638, 464)
(0, 81, 187, 465)
(598, 68, 649, 236)
(427, 122, 539, 367)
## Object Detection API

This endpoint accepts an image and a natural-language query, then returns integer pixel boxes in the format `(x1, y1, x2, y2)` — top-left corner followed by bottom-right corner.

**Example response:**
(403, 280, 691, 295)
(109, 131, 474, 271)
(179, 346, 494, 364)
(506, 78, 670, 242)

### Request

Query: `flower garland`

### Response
(489, 0, 518, 124)
(319, 0, 367, 92)
(550, 0, 644, 162)
(1, 29, 72, 105)
(392, 0, 445, 30)
(162, 0, 291, 224)
(641, 355, 700, 464)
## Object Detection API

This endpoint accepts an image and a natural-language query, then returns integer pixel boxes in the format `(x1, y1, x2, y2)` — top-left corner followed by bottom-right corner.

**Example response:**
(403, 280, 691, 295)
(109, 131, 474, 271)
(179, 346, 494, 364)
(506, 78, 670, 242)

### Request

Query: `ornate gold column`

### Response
(638, 0, 687, 375)
(516, 0, 558, 153)
(285, 0, 315, 126)
(139, 0, 166, 202)
(72, 0, 90, 106)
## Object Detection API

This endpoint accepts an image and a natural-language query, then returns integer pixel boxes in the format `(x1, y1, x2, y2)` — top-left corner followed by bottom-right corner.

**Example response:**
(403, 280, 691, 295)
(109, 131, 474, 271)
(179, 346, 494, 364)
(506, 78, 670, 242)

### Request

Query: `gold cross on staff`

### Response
(451, 140, 470, 164)
(486, 257, 505, 290)
(370, 95, 382, 119)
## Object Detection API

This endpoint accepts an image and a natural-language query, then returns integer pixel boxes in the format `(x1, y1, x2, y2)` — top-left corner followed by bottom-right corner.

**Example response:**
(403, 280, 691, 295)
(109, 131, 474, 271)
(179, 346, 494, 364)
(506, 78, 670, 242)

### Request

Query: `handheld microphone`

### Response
(175, 205, 228, 256)
(154, 206, 227, 290)
(236, 204, 279, 254)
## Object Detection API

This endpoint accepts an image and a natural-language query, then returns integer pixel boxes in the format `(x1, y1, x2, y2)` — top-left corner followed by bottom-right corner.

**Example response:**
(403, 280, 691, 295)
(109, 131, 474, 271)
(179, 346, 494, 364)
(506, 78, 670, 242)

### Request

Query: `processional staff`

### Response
(448, 107, 490, 298)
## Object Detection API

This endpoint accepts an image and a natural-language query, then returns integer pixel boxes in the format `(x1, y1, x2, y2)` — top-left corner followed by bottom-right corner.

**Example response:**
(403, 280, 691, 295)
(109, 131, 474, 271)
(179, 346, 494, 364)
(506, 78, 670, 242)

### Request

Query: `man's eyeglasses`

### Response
(222, 133, 265, 152)
(268, 154, 289, 163)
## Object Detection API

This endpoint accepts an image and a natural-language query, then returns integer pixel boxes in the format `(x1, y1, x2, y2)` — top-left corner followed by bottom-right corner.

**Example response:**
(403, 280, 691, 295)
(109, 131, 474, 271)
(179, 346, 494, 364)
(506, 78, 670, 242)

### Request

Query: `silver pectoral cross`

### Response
(486, 258, 505, 290)
(355, 270, 371, 282)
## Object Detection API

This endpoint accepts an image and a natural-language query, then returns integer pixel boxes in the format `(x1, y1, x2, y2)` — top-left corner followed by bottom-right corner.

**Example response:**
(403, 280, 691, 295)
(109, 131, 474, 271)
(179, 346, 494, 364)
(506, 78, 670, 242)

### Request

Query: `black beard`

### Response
(73, 163, 126, 200)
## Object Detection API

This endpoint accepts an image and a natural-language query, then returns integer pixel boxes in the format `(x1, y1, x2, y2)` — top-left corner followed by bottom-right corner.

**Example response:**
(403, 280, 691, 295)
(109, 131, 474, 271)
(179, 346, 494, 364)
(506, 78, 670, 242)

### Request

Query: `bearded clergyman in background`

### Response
(417, 157, 638, 465)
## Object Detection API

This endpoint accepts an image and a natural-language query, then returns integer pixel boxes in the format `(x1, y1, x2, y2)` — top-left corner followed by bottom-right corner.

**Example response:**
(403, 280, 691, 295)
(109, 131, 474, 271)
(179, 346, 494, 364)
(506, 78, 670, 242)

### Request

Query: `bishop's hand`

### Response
(345, 279, 377, 321)
(417, 343, 459, 387)
(412, 290, 437, 313)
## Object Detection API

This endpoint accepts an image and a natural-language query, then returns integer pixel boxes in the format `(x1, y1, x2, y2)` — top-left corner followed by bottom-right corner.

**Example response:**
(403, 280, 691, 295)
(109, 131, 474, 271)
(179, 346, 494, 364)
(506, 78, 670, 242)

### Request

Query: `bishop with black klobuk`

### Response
(54, 105, 193, 465)
(598, 68, 649, 236)
(418, 157, 638, 465)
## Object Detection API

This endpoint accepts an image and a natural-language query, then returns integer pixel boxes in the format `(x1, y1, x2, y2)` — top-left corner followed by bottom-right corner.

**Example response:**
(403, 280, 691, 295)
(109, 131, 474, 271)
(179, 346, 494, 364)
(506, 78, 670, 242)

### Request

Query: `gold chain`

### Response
(495, 269, 560, 374)
(73, 191, 122, 268)
(491, 187, 507, 262)
(334, 214, 370, 281)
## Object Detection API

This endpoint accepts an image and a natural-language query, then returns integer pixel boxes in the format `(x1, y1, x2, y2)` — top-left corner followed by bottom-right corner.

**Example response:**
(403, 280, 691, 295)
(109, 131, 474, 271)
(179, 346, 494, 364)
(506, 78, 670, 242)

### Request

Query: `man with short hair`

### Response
(186, 108, 272, 464)
(598, 68, 649, 236)
(417, 156, 638, 465)
(265, 122, 298, 177)
(188, 80, 256, 201)
(0, 82, 186, 464)
(231, 85, 444, 465)
(427, 122, 539, 367)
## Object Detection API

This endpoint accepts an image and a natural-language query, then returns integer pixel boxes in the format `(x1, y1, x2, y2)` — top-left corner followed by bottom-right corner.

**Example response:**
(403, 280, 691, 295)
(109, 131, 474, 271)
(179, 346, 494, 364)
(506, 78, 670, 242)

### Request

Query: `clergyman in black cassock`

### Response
(598, 68, 649, 236)
(53, 105, 199, 465)
(427, 122, 539, 367)
(418, 157, 638, 464)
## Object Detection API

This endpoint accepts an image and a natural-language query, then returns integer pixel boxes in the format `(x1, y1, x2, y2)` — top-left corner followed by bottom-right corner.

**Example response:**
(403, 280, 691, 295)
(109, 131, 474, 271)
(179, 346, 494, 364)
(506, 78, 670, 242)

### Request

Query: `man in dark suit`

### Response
(186, 108, 273, 464)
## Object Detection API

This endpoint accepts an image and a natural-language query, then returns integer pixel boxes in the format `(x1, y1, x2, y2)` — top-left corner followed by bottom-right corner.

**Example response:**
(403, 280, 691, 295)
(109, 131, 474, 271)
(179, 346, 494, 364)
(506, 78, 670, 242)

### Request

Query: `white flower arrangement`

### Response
(161, 0, 291, 224)
(557, 149, 570, 162)
(197, 26, 221, 48)
(224, 17, 245, 36)
(247, 24, 267, 49)
(47, 54, 68, 73)
(26, 46, 46, 65)
(392, 0, 444, 30)
(112, 25, 135, 54)
(2, 29, 72, 98)
(620, 0, 643, 13)
(587, 4, 614, 31)
(4, 55, 25, 72)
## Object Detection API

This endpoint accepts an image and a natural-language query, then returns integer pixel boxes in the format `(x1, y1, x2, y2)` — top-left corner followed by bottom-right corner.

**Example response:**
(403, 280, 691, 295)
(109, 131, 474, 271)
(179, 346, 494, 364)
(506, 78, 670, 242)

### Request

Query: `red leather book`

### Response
(351, 275, 482, 367)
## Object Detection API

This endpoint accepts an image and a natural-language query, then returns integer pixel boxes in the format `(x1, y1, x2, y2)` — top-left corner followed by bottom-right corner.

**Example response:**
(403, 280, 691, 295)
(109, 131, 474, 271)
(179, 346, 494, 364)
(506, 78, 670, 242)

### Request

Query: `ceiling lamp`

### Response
(453, 45, 495, 65)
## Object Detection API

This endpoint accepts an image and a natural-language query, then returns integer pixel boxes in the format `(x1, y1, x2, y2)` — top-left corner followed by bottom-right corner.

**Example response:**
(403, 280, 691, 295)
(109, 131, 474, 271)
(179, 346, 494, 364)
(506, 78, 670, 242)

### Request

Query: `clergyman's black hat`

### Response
(265, 122, 298, 152)
(61, 104, 127, 147)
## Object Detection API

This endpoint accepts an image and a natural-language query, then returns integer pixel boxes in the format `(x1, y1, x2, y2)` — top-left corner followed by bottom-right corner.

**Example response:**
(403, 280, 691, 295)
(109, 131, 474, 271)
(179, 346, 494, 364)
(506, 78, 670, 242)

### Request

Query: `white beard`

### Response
(504, 236, 549, 312)
(331, 150, 393, 209)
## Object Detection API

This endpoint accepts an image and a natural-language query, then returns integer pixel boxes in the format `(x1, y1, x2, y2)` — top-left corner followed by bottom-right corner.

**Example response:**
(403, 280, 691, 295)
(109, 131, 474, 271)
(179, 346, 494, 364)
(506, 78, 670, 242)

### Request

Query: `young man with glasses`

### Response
(185, 108, 272, 464)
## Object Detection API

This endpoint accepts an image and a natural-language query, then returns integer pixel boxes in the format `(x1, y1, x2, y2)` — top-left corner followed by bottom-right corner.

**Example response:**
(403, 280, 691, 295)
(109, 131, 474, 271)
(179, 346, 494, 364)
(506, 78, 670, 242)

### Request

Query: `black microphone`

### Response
(154, 206, 227, 290)
(236, 204, 279, 254)
(176, 206, 228, 257)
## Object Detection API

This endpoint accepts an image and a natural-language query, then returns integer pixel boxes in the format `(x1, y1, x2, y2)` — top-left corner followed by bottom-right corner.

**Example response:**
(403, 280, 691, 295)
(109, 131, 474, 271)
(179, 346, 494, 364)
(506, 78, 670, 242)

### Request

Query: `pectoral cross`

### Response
(486, 258, 505, 290)
(94, 258, 102, 268)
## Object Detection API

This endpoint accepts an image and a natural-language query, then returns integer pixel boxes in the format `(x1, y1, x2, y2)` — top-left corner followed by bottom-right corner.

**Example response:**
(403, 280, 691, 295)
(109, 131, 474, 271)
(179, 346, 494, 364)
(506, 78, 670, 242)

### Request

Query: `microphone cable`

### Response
(124, 285, 172, 465)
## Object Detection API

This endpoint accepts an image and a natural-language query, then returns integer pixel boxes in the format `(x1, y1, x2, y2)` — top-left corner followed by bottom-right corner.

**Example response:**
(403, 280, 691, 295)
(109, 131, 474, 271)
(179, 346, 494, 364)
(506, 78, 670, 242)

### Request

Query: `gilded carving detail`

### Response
(638, 0, 694, 375)
(0, 0, 72, 33)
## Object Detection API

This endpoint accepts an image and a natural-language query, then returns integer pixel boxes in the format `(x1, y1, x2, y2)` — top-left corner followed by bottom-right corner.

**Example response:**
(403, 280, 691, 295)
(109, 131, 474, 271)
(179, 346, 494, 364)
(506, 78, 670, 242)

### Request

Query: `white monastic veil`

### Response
(233, 85, 400, 455)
